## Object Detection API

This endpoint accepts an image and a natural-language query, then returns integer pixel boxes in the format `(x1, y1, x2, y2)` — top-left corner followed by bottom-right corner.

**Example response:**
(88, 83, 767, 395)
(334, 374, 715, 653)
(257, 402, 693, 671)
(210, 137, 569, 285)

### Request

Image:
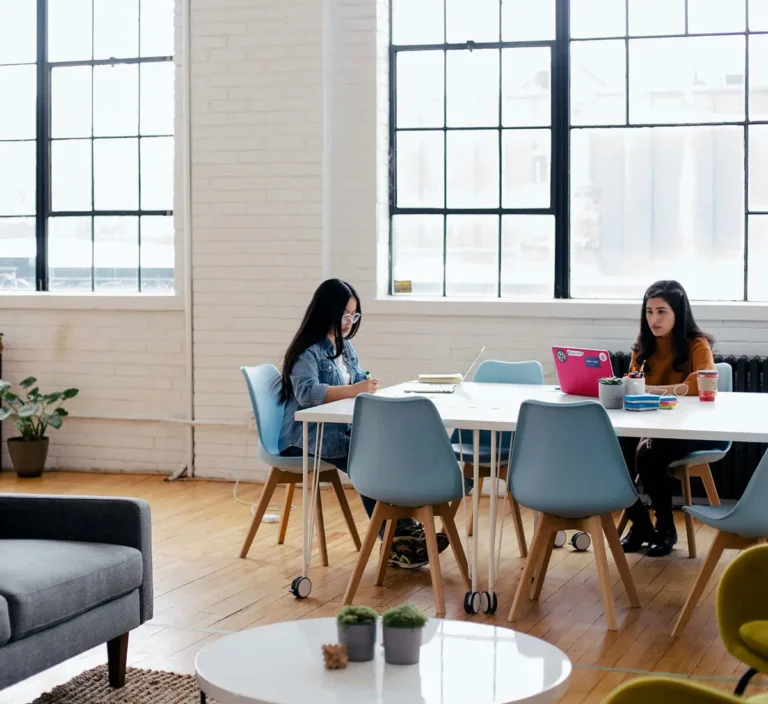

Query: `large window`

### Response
(389, 0, 768, 301)
(0, 0, 174, 293)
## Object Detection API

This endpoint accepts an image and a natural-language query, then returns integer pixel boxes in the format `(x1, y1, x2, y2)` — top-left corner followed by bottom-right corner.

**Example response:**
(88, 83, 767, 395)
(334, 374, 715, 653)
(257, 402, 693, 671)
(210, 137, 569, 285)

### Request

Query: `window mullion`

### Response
(35, 0, 50, 291)
(553, 0, 570, 298)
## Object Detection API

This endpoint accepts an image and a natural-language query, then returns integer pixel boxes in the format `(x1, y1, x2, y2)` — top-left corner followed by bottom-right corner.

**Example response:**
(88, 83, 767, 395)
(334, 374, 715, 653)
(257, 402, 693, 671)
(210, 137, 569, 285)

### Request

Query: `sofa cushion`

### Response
(0, 596, 10, 646)
(0, 539, 143, 642)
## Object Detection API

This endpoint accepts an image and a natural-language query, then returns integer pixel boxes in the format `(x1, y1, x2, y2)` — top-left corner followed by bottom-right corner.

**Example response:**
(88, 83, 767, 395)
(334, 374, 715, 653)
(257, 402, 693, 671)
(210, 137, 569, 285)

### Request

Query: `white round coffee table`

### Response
(195, 617, 571, 704)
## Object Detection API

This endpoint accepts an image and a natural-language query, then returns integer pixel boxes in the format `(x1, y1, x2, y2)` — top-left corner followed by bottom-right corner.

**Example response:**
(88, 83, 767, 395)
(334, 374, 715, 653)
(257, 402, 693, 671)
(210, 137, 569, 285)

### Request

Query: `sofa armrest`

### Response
(0, 494, 153, 623)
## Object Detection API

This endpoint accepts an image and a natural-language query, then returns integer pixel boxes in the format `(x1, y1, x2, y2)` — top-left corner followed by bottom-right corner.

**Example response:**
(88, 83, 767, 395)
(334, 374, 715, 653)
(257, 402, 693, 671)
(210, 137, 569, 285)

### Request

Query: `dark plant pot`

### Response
(8, 437, 49, 478)
(383, 626, 422, 665)
(337, 622, 376, 662)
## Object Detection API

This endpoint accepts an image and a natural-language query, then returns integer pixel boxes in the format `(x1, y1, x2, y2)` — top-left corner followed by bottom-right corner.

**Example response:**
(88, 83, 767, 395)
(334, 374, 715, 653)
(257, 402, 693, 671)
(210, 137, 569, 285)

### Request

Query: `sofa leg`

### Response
(107, 632, 129, 688)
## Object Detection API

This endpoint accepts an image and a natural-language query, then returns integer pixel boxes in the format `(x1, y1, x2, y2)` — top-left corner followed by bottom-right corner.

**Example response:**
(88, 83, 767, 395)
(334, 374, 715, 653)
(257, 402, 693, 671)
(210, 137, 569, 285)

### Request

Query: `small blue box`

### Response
(624, 393, 661, 411)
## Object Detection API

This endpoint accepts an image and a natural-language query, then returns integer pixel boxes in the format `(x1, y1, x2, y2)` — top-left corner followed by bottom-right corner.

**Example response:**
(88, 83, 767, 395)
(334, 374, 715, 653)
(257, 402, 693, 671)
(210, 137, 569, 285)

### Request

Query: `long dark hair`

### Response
(278, 279, 362, 403)
(632, 280, 713, 374)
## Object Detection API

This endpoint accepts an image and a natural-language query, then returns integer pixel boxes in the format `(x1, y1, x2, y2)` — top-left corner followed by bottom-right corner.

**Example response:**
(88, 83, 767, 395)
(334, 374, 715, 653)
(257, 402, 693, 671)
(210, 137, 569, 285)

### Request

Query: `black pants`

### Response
(619, 437, 722, 528)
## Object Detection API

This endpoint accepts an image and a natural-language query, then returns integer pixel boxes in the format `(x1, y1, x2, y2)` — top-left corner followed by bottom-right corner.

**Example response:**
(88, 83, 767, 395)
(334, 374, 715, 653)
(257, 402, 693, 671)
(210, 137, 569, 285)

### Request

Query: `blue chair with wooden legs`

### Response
(239, 365, 361, 564)
(451, 360, 544, 556)
(342, 394, 471, 617)
(507, 400, 641, 631)
(617, 362, 733, 558)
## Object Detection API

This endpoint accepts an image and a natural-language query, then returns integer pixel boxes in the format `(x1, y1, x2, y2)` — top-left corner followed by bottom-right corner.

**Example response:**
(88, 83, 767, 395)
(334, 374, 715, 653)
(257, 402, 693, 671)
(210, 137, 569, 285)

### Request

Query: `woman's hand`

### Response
(353, 378, 380, 395)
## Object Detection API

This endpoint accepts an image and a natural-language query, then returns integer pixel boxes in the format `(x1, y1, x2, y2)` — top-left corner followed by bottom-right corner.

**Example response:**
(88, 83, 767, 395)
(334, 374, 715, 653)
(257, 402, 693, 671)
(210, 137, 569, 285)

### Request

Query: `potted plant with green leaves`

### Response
(0, 377, 79, 478)
(381, 603, 427, 665)
(598, 377, 625, 410)
(336, 605, 378, 662)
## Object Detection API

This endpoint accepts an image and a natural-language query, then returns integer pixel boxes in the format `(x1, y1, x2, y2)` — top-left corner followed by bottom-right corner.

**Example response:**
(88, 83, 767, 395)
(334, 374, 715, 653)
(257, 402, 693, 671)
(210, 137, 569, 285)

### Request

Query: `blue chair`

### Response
(507, 400, 641, 631)
(452, 360, 544, 554)
(239, 365, 361, 563)
(671, 450, 768, 637)
(342, 394, 471, 617)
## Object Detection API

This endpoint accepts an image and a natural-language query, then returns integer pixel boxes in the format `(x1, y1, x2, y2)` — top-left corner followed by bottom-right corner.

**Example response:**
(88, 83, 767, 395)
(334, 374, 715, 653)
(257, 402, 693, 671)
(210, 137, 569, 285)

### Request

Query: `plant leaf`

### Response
(54, 407, 69, 416)
(0, 408, 13, 421)
(0, 380, 12, 394)
(45, 413, 63, 430)
(44, 392, 62, 404)
(19, 377, 37, 389)
(61, 388, 79, 400)
(18, 403, 41, 418)
(4, 392, 20, 404)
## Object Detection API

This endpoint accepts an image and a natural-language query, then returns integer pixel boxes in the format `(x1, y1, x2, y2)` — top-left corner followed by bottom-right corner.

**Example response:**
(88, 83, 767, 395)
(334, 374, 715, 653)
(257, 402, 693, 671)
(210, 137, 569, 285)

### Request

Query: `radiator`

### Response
(610, 352, 768, 500)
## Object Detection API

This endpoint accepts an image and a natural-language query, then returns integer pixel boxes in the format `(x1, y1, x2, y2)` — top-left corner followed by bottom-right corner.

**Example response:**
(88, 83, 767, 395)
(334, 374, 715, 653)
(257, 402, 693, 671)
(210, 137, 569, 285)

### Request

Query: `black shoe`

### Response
(646, 528, 678, 557)
(621, 525, 653, 553)
(387, 537, 429, 570)
(395, 523, 450, 554)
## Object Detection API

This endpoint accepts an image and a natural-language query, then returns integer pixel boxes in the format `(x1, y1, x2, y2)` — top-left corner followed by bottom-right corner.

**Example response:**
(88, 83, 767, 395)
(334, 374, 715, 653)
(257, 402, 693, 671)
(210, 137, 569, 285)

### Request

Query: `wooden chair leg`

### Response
(419, 506, 447, 617)
(680, 466, 697, 558)
(375, 519, 397, 586)
(343, 503, 386, 606)
(509, 515, 554, 622)
(601, 514, 641, 608)
(530, 524, 556, 601)
(589, 515, 618, 631)
(467, 475, 484, 537)
(329, 472, 362, 550)
(508, 493, 528, 558)
(672, 531, 727, 637)
(277, 483, 295, 545)
(240, 468, 281, 559)
(315, 490, 329, 567)
(699, 464, 721, 507)
(107, 632, 129, 688)
(439, 503, 471, 590)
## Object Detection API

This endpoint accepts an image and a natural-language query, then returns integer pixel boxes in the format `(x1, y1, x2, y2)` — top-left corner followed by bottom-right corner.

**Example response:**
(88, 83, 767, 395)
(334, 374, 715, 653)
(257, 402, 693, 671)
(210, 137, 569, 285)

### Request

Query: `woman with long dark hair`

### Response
(620, 280, 720, 557)
(279, 278, 448, 569)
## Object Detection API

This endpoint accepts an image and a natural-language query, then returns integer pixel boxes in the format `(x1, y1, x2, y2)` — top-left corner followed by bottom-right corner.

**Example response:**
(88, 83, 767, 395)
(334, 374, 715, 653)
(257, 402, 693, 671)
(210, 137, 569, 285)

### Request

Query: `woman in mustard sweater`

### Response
(620, 280, 720, 557)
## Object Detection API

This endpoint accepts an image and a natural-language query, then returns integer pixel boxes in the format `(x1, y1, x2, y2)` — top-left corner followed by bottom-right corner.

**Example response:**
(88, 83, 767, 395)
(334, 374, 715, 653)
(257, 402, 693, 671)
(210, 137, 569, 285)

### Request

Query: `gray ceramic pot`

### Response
(598, 382, 625, 410)
(337, 622, 376, 662)
(383, 626, 422, 665)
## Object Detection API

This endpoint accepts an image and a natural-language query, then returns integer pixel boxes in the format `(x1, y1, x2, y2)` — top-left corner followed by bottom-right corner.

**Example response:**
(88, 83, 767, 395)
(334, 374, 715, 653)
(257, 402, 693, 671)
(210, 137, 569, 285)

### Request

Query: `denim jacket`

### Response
(280, 338, 367, 458)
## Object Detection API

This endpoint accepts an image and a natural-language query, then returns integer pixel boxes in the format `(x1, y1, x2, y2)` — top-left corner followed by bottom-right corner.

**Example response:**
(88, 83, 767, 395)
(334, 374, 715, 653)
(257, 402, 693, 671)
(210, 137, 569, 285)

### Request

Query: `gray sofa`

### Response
(0, 494, 153, 691)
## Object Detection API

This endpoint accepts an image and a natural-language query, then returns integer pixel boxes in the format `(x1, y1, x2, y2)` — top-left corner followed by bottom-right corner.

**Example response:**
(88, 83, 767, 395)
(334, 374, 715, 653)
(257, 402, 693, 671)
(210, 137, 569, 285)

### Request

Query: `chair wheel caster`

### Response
(464, 591, 481, 614)
(481, 591, 498, 614)
(571, 532, 591, 552)
(554, 530, 567, 548)
(289, 576, 311, 599)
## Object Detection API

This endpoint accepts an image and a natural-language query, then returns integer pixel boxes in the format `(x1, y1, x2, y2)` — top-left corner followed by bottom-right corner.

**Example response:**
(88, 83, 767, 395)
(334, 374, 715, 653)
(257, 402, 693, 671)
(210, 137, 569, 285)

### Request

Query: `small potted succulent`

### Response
(598, 377, 625, 410)
(336, 605, 378, 662)
(381, 603, 427, 665)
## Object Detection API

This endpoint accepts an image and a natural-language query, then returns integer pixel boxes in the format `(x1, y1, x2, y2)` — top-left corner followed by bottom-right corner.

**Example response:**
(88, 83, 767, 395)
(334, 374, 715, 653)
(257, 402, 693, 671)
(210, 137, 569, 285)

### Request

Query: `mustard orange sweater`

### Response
(630, 336, 715, 395)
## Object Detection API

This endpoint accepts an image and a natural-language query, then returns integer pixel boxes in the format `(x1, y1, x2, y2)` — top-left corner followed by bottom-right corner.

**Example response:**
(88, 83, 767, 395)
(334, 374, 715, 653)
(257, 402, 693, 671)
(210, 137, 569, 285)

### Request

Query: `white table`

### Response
(195, 617, 572, 704)
(293, 383, 768, 607)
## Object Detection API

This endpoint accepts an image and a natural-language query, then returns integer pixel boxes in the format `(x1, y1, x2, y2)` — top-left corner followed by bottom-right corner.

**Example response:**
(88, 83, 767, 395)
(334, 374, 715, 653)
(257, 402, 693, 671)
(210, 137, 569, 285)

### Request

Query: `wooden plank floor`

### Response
(0, 471, 765, 704)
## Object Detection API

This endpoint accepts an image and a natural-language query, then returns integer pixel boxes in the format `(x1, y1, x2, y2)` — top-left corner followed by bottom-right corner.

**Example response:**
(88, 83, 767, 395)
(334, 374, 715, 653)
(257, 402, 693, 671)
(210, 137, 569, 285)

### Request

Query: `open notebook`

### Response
(403, 347, 485, 395)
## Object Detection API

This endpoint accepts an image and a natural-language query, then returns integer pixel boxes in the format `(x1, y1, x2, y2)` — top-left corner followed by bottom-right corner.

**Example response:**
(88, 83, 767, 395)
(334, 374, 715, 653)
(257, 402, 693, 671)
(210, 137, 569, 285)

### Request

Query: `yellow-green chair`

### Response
(602, 677, 768, 704)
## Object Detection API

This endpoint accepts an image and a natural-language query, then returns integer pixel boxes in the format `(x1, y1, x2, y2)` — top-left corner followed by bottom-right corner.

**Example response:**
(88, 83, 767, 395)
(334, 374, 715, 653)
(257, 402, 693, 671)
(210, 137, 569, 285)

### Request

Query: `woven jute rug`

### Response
(27, 665, 219, 704)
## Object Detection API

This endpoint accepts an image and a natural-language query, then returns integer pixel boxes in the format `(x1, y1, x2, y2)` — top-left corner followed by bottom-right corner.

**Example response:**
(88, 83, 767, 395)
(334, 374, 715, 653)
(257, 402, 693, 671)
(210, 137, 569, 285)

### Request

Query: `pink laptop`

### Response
(552, 346, 614, 398)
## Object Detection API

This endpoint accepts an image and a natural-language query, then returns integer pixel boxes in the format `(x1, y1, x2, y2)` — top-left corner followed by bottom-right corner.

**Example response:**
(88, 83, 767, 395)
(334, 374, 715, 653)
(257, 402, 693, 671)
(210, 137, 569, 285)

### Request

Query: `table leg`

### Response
(302, 422, 309, 577)
(487, 430, 497, 592)
(472, 429, 480, 593)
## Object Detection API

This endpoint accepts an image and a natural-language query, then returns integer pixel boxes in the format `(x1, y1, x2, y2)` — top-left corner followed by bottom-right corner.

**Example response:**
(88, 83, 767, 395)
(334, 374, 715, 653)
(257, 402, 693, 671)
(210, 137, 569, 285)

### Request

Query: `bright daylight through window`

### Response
(389, 0, 768, 301)
(0, 0, 174, 293)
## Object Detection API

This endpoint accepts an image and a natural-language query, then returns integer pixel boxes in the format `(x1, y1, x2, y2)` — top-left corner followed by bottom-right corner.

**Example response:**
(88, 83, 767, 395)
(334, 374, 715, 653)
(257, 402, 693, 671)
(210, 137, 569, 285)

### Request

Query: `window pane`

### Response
(748, 216, 768, 301)
(141, 0, 174, 56)
(751, 0, 768, 30)
(396, 131, 444, 208)
(140, 62, 175, 135)
(750, 36, 768, 122)
(571, 41, 626, 126)
(570, 126, 745, 300)
(0, 66, 36, 140)
(48, 0, 92, 62)
(0, 142, 35, 216)
(95, 216, 138, 291)
(447, 130, 499, 208)
(446, 215, 498, 297)
(502, 215, 555, 297)
(0, 0, 36, 64)
(446, 0, 499, 43)
(392, 0, 443, 45)
(688, 0, 746, 33)
(0, 217, 35, 291)
(628, 0, 685, 36)
(140, 215, 175, 291)
(51, 66, 92, 138)
(502, 48, 551, 127)
(94, 0, 139, 60)
(392, 215, 443, 296)
(51, 140, 92, 211)
(502, 0, 555, 41)
(141, 137, 173, 210)
(94, 65, 139, 137)
(749, 125, 768, 212)
(502, 130, 550, 208)
(94, 138, 139, 210)
(396, 51, 444, 129)
(571, 0, 626, 38)
(48, 216, 92, 291)
(446, 50, 499, 128)
(629, 37, 745, 125)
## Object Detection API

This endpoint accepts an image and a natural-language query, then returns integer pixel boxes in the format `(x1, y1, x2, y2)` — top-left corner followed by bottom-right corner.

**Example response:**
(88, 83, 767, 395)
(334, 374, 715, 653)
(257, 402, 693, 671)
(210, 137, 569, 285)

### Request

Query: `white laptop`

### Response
(403, 347, 485, 395)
